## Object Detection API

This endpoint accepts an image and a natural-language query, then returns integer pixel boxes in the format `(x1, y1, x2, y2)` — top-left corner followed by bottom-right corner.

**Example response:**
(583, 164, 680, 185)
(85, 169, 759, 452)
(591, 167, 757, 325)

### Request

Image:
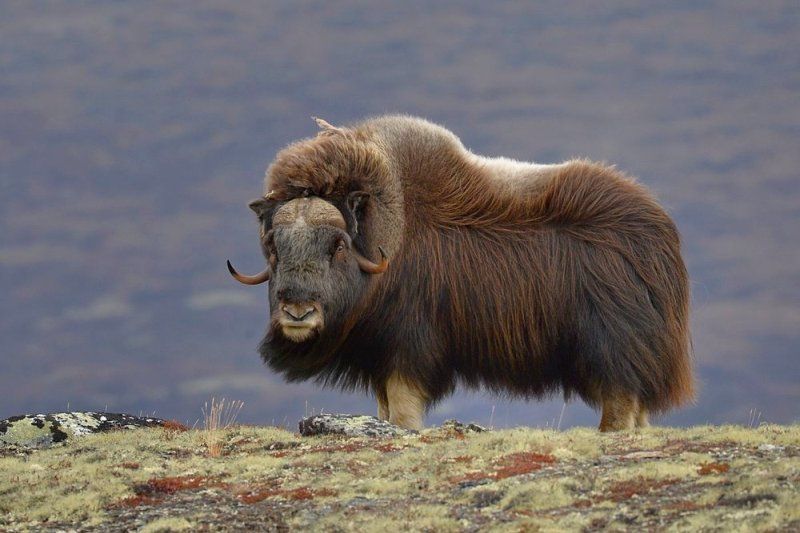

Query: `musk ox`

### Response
(228, 115, 694, 431)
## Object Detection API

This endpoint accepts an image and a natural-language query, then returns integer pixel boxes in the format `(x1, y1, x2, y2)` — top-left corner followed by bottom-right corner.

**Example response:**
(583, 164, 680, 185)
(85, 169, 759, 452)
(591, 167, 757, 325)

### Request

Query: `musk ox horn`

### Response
(354, 246, 389, 274)
(227, 260, 271, 285)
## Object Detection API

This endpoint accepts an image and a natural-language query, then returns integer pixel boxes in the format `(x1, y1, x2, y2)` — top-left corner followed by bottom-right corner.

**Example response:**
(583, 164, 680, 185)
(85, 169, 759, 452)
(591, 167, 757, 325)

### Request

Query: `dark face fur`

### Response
(228, 195, 387, 346)
(266, 221, 367, 343)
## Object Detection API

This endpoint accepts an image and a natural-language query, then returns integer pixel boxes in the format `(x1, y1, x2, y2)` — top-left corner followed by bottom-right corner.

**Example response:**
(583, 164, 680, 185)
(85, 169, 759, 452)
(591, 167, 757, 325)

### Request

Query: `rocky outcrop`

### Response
(439, 418, 488, 434)
(0, 412, 172, 450)
(298, 414, 412, 438)
(298, 414, 488, 438)
(1, 412, 487, 449)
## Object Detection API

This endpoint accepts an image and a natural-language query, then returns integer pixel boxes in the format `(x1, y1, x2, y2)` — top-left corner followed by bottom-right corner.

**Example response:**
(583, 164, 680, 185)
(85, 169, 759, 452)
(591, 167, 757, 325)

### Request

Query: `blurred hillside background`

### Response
(1, 1, 798, 428)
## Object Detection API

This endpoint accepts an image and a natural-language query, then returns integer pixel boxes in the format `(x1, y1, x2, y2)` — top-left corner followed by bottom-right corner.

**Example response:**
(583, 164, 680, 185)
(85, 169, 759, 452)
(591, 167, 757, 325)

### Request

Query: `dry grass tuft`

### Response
(201, 397, 244, 457)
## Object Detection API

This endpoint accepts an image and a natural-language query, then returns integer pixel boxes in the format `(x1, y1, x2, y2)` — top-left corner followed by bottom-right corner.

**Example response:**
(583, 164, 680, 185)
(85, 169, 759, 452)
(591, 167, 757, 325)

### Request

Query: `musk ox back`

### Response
(228, 115, 694, 431)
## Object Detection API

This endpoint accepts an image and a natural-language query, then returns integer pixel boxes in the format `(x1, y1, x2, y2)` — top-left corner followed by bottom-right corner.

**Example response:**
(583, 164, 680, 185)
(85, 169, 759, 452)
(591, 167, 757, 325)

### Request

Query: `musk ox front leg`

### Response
(598, 391, 641, 432)
(376, 393, 390, 421)
(382, 373, 428, 431)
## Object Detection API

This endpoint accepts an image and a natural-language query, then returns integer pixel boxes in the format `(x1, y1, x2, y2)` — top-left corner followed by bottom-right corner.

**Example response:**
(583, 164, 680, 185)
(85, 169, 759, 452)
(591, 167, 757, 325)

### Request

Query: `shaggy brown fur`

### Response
(254, 115, 694, 430)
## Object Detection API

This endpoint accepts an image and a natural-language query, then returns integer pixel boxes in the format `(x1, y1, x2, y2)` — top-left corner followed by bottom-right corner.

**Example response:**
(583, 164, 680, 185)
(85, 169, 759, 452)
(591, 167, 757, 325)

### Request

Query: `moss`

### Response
(305, 503, 462, 532)
(140, 517, 194, 532)
(678, 424, 800, 447)
(514, 512, 598, 532)
(779, 491, 800, 523)
(677, 451, 716, 465)
(500, 477, 576, 512)
(549, 428, 603, 460)
(606, 460, 699, 483)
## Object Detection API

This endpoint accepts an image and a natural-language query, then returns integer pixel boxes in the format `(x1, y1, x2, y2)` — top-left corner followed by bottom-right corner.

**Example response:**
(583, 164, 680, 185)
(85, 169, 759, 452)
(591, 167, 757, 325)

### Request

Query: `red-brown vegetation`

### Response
(140, 475, 212, 495)
(110, 475, 226, 509)
(373, 443, 403, 453)
(270, 450, 292, 458)
(162, 420, 190, 432)
(605, 477, 679, 502)
(493, 452, 556, 480)
(112, 494, 163, 508)
(449, 451, 556, 483)
(665, 500, 705, 512)
(697, 462, 730, 475)
(310, 442, 368, 454)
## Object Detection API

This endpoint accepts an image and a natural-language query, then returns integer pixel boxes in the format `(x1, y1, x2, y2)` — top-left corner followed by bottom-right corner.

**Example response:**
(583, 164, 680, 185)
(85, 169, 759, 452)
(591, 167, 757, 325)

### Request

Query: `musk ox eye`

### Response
(332, 240, 346, 258)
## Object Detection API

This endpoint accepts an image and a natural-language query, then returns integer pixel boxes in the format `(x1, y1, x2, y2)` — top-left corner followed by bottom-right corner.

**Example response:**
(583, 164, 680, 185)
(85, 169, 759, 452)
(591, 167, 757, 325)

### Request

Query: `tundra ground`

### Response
(1, 423, 798, 531)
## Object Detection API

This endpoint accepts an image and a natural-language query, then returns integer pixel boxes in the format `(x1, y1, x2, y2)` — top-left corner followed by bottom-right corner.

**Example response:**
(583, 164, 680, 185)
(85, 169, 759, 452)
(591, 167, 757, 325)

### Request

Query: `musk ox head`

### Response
(227, 194, 387, 344)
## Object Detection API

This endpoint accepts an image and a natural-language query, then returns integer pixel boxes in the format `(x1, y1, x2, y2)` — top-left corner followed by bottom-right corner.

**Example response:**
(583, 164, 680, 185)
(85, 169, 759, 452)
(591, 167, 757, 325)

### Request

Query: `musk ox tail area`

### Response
(540, 161, 695, 413)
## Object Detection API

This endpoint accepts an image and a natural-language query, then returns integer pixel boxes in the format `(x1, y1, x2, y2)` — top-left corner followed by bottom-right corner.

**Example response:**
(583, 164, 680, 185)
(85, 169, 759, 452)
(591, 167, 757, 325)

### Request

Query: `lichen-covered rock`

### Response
(0, 412, 170, 450)
(440, 419, 488, 434)
(299, 414, 412, 438)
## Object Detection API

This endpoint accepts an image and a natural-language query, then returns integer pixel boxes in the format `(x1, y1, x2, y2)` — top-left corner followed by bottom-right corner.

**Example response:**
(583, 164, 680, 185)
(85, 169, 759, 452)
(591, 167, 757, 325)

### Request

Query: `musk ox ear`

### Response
(248, 197, 274, 218)
(345, 191, 370, 235)
(248, 196, 281, 235)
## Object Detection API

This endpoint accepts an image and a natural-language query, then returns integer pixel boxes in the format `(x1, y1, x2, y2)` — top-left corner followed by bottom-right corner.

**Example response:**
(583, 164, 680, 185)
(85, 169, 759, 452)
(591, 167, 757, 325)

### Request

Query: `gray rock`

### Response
(298, 414, 412, 438)
(0, 412, 172, 450)
(441, 419, 488, 434)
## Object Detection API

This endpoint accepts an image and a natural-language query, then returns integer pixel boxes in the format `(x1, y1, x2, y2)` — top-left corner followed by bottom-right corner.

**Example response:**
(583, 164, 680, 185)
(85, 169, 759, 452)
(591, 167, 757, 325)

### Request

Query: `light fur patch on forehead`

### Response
(272, 197, 346, 229)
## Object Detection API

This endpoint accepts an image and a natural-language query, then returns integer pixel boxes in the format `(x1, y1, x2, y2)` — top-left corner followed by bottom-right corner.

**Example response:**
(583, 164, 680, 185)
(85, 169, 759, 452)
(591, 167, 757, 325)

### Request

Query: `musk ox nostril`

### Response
(281, 304, 316, 322)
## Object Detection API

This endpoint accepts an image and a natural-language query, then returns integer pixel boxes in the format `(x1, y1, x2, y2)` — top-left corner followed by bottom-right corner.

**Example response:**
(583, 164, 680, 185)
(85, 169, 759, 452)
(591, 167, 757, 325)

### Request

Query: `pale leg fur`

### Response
(377, 394, 390, 421)
(636, 406, 649, 428)
(599, 391, 639, 432)
(385, 373, 427, 431)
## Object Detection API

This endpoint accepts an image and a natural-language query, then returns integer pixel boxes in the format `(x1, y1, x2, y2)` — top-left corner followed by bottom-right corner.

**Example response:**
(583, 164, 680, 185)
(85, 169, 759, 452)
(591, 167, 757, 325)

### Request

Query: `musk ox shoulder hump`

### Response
(360, 114, 568, 190)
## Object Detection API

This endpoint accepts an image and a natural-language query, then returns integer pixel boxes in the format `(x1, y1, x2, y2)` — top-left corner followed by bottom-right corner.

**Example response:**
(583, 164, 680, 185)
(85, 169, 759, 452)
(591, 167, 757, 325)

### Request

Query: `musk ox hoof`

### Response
(298, 414, 413, 438)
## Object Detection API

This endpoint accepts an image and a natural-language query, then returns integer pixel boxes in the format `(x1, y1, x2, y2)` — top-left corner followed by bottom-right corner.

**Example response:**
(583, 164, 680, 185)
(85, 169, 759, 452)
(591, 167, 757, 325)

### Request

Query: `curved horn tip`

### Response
(226, 260, 271, 285)
(355, 246, 389, 275)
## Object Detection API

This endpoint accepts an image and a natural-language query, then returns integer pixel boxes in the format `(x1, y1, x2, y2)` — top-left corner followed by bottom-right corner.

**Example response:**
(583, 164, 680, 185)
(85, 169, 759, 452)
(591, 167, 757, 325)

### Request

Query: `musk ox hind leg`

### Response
(636, 405, 649, 428)
(384, 373, 428, 431)
(598, 390, 639, 432)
